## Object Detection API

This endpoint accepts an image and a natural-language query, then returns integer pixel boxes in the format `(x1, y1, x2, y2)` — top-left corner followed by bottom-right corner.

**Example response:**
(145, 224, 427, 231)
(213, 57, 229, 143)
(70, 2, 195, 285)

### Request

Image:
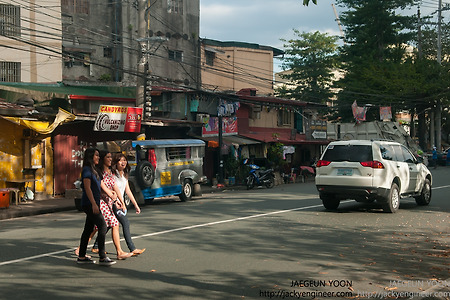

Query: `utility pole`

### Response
(136, 0, 147, 111)
(435, 0, 442, 152)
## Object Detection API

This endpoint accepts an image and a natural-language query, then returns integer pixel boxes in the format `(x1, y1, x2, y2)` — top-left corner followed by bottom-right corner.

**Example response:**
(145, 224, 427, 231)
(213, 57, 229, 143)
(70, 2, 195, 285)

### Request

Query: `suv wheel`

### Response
(383, 183, 400, 213)
(320, 193, 340, 210)
(415, 179, 431, 206)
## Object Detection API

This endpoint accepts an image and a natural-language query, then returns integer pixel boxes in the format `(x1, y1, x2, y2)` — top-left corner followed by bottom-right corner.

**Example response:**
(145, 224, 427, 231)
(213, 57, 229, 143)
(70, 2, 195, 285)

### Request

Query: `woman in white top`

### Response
(112, 153, 146, 256)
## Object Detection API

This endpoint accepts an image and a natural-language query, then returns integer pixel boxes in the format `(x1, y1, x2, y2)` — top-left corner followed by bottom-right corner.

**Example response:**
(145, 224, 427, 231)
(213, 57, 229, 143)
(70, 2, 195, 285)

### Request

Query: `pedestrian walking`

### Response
(112, 153, 146, 256)
(432, 146, 438, 169)
(77, 148, 115, 265)
(98, 150, 133, 260)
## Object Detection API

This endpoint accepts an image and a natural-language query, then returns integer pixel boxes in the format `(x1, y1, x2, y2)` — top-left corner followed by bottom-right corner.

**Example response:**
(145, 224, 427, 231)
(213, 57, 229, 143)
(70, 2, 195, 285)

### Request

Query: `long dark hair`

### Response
(98, 149, 111, 172)
(112, 153, 131, 178)
(82, 147, 100, 179)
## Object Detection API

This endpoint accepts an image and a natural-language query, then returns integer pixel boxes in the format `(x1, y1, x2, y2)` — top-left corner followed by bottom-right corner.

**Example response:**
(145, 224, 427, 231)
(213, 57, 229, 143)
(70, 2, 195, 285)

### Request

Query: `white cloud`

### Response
(200, 0, 343, 47)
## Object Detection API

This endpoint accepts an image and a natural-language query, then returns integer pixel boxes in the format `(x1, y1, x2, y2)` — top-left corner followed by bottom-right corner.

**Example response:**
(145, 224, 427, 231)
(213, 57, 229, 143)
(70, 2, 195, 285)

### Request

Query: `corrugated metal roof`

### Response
(0, 98, 33, 116)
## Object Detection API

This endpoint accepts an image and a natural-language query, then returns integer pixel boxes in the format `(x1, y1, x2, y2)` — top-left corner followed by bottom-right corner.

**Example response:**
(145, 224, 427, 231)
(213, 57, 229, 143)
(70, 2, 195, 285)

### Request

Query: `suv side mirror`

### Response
(416, 156, 423, 164)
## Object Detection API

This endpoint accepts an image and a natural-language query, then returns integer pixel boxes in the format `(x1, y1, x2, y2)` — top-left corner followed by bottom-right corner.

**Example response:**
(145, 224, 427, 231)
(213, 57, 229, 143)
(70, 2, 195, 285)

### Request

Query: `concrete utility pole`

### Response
(136, 0, 147, 110)
(435, 0, 442, 151)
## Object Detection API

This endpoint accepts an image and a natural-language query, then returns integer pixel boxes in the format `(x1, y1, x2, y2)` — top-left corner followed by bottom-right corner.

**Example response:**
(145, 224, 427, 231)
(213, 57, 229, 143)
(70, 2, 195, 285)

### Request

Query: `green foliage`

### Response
(99, 74, 112, 82)
(277, 30, 338, 104)
(332, 0, 450, 146)
(302, 0, 317, 5)
(267, 142, 286, 170)
(223, 155, 240, 179)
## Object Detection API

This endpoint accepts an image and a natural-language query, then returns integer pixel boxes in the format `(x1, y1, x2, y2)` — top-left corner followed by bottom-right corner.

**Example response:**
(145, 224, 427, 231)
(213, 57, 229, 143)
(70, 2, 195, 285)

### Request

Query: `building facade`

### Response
(0, 1, 62, 83)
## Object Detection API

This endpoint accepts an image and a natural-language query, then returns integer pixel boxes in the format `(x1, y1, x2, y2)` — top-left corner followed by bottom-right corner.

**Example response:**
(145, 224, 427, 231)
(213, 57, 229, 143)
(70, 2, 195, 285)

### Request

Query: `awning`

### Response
(198, 135, 261, 146)
(239, 131, 329, 145)
(0, 82, 136, 103)
(2, 108, 75, 134)
(223, 135, 261, 145)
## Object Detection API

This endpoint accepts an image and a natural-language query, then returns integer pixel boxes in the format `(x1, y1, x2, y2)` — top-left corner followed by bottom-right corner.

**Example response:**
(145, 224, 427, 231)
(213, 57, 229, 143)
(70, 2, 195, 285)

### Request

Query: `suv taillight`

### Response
(316, 160, 331, 167)
(360, 161, 384, 169)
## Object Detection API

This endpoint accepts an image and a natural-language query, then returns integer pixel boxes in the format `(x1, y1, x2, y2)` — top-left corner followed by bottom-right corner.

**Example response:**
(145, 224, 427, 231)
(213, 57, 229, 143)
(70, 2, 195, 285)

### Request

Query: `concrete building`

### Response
(0, 1, 62, 83)
(201, 39, 283, 95)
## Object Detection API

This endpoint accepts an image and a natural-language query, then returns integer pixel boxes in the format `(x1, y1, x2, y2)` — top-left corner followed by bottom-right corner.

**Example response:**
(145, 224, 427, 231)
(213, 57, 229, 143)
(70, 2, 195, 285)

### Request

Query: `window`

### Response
(103, 47, 112, 58)
(61, 0, 89, 14)
(205, 51, 215, 66)
(169, 50, 183, 62)
(0, 4, 20, 36)
(0, 62, 21, 82)
(401, 146, 416, 164)
(63, 51, 90, 67)
(392, 145, 405, 162)
(278, 110, 292, 126)
(167, 147, 191, 160)
(322, 145, 373, 163)
(380, 145, 395, 161)
(168, 0, 183, 14)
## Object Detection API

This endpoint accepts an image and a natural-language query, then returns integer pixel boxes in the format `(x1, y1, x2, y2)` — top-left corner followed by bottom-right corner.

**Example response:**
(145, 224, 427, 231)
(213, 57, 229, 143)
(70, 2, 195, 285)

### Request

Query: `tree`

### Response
(276, 30, 338, 104)
(302, 0, 317, 5)
(333, 0, 450, 149)
(332, 0, 419, 121)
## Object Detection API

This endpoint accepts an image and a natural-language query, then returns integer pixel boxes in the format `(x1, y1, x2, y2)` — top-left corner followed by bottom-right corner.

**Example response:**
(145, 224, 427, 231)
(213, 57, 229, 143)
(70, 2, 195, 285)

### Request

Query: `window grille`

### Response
(168, 0, 183, 14)
(0, 4, 20, 36)
(62, 0, 89, 14)
(0, 62, 21, 82)
(205, 51, 215, 66)
(166, 147, 191, 160)
(168, 50, 183, 62)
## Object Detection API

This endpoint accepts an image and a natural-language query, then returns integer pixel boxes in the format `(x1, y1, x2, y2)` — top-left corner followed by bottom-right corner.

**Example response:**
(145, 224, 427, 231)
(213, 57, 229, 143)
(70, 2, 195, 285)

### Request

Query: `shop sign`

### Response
(94, 105, 143, 132)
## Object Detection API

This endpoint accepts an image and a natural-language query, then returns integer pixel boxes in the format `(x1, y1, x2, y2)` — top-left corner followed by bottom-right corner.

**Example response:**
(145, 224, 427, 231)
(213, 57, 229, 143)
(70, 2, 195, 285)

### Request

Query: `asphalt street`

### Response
(0, 168, 449, 300)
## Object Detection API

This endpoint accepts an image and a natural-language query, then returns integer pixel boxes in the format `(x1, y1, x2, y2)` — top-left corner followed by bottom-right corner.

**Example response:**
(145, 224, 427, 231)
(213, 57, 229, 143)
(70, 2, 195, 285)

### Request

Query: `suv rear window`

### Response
(322, 145, 373, 162)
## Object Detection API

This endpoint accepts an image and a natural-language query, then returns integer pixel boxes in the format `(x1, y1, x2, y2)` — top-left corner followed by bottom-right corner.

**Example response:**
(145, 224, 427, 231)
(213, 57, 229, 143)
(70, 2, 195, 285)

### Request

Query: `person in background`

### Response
(111, 153, 146, 256)
(77, 148, 115, 265)
(432, 146, 438, 169)
(98, 150, 133, 260)
(446, 149, 450, 166)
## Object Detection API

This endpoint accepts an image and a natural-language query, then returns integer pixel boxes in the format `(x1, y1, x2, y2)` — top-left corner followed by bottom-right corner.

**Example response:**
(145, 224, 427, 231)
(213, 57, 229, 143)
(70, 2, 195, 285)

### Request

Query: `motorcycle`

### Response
(243, 159, 275, 189)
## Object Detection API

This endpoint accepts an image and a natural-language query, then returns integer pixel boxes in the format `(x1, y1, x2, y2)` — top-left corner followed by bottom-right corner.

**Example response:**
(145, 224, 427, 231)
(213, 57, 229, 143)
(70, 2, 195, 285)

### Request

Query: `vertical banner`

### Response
(379, 106, 392, 121)
(94, 105, 143, 132)
(352, 100, 367, 123)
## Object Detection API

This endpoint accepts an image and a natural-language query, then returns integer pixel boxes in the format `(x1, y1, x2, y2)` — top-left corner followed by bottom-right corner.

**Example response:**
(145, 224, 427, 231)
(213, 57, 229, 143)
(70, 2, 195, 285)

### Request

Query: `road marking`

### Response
(3, 183, 449, 267)
(0, 202, 334, 267)
(432, 185, 450, 190)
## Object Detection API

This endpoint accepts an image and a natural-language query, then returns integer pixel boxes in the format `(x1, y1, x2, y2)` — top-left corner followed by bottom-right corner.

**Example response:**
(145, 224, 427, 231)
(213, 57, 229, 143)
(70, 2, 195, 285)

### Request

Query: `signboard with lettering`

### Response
(305, 119, 327, 140)
(94, 105, 143, 132)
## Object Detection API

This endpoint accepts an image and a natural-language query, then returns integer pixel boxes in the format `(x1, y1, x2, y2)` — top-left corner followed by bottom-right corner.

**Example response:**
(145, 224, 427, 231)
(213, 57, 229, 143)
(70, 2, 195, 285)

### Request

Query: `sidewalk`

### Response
(0, 184, 247, 221)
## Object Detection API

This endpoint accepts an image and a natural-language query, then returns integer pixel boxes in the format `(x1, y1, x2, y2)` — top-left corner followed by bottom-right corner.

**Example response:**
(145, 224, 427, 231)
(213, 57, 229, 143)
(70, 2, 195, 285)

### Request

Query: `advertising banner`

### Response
(202, 116, 238, 137)
(94, 105, 143, 132)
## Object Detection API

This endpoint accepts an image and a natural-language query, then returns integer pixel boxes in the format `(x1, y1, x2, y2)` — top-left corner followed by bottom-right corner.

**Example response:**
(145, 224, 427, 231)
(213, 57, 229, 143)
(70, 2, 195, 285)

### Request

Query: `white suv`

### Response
(315, 140, 432, 213)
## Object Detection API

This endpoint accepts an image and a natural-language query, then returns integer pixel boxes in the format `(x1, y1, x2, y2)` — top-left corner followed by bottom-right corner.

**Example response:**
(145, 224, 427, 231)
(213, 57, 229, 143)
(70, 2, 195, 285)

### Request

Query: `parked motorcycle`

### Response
(243, 159, 275, 189)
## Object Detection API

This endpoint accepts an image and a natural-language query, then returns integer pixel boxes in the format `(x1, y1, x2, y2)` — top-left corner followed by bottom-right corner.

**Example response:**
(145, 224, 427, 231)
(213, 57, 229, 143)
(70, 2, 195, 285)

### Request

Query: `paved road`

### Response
(0, 168, 449, 299)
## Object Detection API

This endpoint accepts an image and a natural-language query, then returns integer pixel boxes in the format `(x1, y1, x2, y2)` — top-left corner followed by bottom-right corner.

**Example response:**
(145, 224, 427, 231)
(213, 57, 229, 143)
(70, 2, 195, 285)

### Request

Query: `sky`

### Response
(199, 0, 444, 73)
(200, 0, 344, 72)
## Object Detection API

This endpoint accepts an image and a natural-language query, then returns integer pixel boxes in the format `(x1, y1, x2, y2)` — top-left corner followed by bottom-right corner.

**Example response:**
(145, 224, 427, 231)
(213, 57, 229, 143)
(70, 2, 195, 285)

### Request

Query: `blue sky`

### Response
(200, 0, 343, 72)
(199, 0, 444, 72)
